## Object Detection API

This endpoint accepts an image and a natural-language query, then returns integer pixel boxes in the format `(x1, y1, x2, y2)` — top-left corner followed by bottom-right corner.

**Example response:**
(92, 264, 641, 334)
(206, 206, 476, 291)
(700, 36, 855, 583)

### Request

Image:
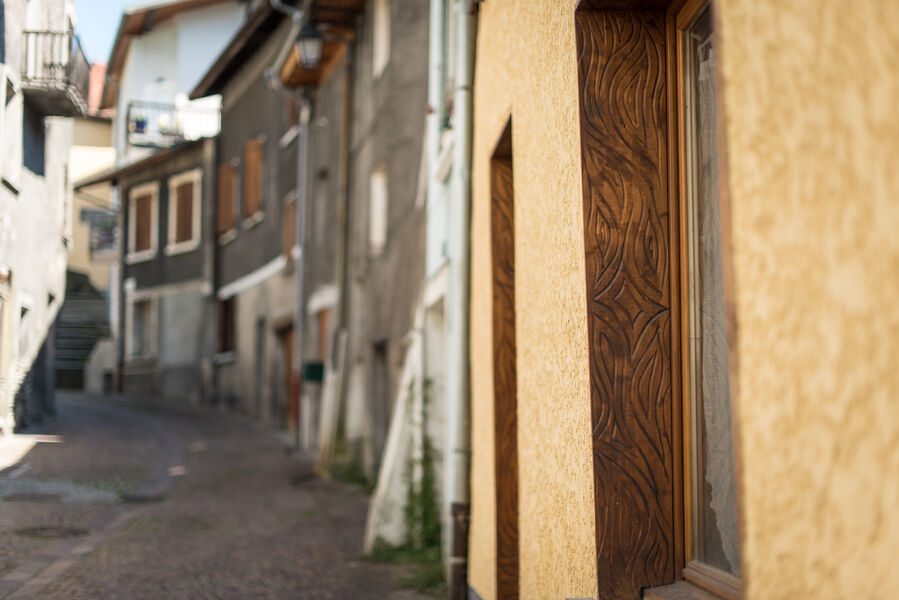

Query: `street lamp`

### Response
(295, 21, 323, 70)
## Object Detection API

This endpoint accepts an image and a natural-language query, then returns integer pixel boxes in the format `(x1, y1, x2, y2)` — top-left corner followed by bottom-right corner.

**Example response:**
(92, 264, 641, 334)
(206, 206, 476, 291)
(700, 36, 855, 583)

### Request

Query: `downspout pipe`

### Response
(267, 0, 313, 450)
(446, 1, 477, 598)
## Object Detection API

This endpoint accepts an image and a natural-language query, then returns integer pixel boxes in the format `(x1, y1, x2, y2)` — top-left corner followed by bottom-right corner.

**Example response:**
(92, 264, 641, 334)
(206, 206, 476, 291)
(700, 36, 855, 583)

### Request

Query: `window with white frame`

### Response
(166, 169, 202, 255)
(369, 167, 389, 256)
(127, 181, 159, 264)
(372, 0, 391, 78)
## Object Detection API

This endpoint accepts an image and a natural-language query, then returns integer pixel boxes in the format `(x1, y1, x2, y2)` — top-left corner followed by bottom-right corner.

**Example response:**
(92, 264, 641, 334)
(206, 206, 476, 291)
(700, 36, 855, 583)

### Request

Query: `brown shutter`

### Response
(317, 309, 330, 360)
(243, 138, 264, 216)
(283, 200, 295, 257)
(134, 194, 152, 251)
(217, 163, 235, 234)
(175, 181, 194, 243)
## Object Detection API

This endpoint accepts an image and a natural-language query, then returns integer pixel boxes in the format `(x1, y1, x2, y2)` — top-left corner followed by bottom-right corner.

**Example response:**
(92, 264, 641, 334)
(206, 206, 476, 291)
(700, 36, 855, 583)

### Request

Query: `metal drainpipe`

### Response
(267, 0, 313, 449)
(293, 97, 311, 450)
(264, 74, 311, 450)
(447, 1, 477, 598)
(332, 39, 355, 450)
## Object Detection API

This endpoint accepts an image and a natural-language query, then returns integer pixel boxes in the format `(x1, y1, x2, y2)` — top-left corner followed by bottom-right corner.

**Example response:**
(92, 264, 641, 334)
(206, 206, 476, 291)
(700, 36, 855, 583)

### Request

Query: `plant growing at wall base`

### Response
(370, 377, 445, 595)
(403, 377, 440, 551)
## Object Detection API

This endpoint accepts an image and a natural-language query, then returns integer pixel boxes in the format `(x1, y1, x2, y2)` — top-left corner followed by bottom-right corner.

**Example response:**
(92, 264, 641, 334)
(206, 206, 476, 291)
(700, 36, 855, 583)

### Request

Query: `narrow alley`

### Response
(0, 394, 428, 599)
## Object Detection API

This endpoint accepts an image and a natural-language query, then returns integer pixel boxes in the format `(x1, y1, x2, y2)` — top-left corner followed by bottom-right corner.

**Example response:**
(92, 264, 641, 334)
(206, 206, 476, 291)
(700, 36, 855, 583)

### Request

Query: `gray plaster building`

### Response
(0, 0, 88, 432)
(189, 0, 430, 474)
(191, 7, 304, 428)
(77, 139, 219, 405)
(340, 0, 429, 476)
(73, 0, 248, 406)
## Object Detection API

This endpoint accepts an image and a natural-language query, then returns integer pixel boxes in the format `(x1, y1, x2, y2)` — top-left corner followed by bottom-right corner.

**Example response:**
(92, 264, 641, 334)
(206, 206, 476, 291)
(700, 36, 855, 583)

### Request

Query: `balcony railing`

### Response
(21, 31, 90, 116)
(126, 101, 221, 148)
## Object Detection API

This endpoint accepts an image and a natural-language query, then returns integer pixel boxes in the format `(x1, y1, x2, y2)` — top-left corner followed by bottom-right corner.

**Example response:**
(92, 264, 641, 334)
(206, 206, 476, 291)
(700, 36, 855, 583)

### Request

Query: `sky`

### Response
(74, 0, 133, 64)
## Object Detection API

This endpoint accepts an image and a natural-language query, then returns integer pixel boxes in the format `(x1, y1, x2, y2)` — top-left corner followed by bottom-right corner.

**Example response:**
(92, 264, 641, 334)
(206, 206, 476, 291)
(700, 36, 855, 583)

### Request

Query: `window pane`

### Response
(244, 139, 264, 216)
(217, 163, 235, 234)
(369, 168, 388, 255)
(283, 200, 296, 258)
(176, 182, 194, 243)
(685, 5, 741, 577)
(135, 195, 152, 252)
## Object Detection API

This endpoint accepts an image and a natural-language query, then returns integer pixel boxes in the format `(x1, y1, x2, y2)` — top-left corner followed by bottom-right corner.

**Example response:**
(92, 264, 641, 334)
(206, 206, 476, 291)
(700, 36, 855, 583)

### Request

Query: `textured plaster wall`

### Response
(471, 1, 899, 598)
(468, 2, 596, 599)
(716, 1, 899, 597)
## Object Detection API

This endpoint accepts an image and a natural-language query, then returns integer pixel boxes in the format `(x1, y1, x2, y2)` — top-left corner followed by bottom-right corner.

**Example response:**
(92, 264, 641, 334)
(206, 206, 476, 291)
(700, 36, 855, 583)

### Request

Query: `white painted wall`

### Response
(0, 0, 77, 432)
(113, 0, 244, 163)
(175, 3, 245, 93)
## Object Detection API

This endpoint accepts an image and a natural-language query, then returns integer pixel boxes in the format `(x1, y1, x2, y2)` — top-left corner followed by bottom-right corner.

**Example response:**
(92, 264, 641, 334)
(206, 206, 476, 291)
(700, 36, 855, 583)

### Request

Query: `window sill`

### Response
(2, 177, 20, 196)
(279, 125, 299, 149)
(125, 355, 156, 368)
(243, 211, 264, 230)
(644, 582, 718, 600)
(682, 562, 741, 600)
(218, 229, 237, 246)
(165, 240, 200, 256)
(90, 249, 118, 261)
(645, 562, 742, 600)
(126, 249, 156, 264)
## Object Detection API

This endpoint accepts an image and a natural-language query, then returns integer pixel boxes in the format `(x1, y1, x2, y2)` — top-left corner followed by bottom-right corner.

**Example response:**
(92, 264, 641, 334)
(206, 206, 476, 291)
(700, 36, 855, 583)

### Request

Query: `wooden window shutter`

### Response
(134, 194, 152, 251)
(317, 309, 330, 360)
(175, 181, 194, 243)
(283, 200, 295, 257)
(217, 163, 235, 234)
(243, 138, 264, 216)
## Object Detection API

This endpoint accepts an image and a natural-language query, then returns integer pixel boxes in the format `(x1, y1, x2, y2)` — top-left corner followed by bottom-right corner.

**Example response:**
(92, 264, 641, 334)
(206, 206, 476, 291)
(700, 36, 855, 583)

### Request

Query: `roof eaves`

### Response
(190, 3, 288, 100)
(74, 138, 209, 190)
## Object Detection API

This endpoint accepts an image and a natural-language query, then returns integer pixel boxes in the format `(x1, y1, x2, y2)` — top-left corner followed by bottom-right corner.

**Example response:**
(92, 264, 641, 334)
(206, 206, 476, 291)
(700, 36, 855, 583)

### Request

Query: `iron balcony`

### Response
(126, 101, 220, 148)
(21, 31, 90, 117)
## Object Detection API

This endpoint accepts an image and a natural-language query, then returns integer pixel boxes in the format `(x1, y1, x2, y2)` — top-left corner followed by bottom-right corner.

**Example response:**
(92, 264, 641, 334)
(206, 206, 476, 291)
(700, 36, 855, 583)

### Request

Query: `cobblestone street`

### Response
(0, 394, 428, 599)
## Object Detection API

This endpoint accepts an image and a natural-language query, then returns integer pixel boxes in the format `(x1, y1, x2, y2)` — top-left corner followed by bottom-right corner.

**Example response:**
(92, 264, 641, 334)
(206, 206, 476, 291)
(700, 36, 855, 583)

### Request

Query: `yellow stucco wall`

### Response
(717, 1, 899, 597)
(70, 118, 116, 291)
(469, 2, 597, 599)
(469, 1, 899, 599)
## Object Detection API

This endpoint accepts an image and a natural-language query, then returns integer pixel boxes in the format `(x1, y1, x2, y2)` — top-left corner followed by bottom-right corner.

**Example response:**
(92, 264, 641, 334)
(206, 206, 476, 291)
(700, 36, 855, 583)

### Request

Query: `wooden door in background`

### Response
(278, 326, 298, 432)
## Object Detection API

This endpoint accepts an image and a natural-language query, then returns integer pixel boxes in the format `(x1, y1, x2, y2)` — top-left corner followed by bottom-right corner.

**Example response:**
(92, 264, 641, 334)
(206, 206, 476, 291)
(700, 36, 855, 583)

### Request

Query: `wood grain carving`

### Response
(490, 123, 518, 600)
(576, 10, 676, 598)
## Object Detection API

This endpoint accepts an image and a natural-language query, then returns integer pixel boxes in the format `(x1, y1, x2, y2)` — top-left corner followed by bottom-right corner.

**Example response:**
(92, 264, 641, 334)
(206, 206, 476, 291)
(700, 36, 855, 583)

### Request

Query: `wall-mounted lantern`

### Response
(295, 21, 323, 70)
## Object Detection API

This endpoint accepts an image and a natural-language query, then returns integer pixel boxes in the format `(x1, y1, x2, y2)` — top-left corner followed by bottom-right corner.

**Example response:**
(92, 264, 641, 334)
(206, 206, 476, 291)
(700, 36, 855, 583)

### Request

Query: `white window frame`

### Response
(372, 0, 391, 79)
(126, 181, 159, 264)
(369, 167, 389, 256)
(165, 168, 203, 256)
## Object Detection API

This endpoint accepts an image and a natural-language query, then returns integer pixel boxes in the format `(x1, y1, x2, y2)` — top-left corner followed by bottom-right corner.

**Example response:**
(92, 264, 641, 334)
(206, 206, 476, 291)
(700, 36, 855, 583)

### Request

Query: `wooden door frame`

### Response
(490, 120, 518, 600)
(576, 1, 743, 598)
(575, 2, 685, 597)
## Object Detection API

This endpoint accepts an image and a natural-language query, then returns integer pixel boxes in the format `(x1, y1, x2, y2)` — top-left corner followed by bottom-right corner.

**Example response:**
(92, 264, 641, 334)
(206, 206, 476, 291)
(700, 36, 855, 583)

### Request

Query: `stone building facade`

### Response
(0, 0, 86, 431)
(78, 139, 219, 405)
(191, 10, 302, 429)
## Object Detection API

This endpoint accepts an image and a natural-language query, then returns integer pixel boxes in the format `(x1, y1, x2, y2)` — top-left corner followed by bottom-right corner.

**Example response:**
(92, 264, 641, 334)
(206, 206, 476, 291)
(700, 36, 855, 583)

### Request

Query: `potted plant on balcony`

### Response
(131, 113, 147, 134)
